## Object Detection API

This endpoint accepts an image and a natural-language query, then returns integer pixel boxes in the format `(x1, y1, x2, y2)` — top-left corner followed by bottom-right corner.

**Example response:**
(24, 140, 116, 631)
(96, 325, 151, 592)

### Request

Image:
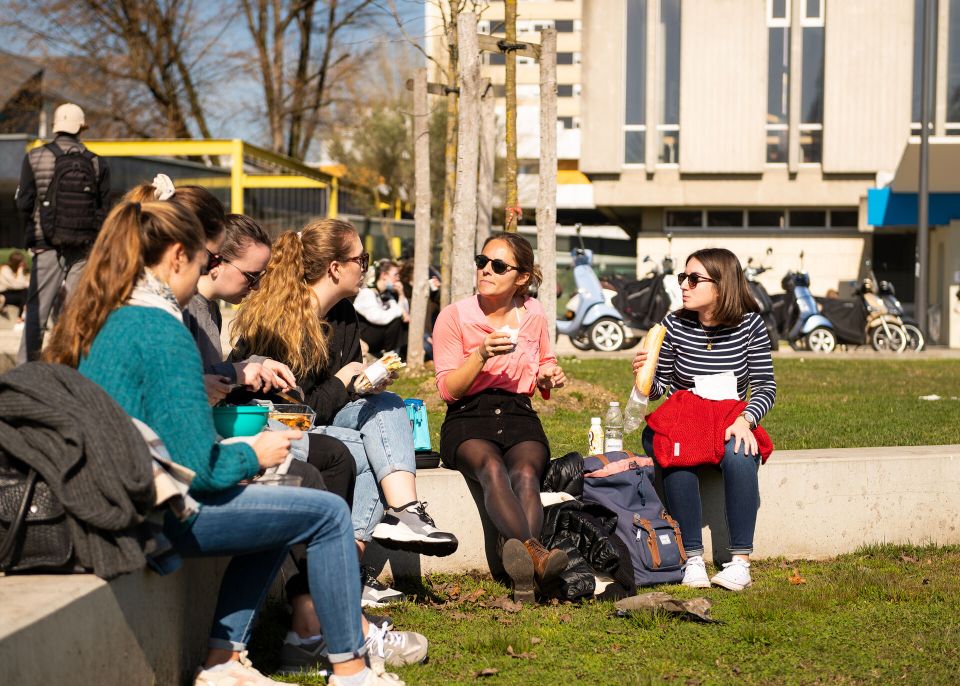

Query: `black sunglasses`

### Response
(223, 259, 265, 288)
(677, 272, 716, 288)
(201, 249, 222, 275)
(342, 251, 370, 272)
(475, 254, 519, 275)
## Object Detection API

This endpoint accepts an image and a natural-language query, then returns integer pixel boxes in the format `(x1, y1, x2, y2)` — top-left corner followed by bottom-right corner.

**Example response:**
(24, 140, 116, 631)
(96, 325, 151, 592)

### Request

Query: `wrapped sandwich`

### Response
(354, 352, 406, 394)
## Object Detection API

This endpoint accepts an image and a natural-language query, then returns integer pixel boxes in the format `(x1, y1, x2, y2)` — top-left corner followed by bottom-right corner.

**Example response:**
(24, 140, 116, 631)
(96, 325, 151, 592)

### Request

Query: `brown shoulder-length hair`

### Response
(44, 201, 205, 367)
(231, 218, 358, 377)
(679, 248, 758, 327)
(124, 183, 225, 242)
(482, 232, 542, 298)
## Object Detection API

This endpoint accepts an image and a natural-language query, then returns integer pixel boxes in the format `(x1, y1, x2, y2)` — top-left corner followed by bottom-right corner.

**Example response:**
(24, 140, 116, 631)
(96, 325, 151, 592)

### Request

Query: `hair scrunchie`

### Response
(152, 173, 176, 201)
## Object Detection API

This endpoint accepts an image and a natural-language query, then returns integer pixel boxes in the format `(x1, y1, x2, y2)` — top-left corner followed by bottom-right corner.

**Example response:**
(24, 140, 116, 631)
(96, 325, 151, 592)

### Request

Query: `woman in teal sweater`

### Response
(45, 201, 399, 686)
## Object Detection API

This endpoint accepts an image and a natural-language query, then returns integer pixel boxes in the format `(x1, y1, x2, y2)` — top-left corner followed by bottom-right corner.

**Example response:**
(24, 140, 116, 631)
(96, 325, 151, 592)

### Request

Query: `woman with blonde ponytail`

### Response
(46, 203, 392, 686)
(233, 219, 458, 566)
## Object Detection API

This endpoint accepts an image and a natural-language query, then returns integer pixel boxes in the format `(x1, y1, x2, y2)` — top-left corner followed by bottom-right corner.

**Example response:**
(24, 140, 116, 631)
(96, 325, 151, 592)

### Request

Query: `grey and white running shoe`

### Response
(361, 565, 406, 608)
(371, 501, 459, 556)
(277, 631, 330, 676)
(364, 621, 429, 668)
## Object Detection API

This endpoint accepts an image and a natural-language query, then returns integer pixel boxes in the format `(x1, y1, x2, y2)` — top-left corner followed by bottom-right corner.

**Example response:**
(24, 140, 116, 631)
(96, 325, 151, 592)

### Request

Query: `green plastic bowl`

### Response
(212, 405, 270, 438)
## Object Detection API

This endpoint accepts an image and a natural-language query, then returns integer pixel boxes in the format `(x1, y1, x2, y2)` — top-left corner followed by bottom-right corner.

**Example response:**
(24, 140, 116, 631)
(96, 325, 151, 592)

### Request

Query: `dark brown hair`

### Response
(482, 232, 542, 297)
(44, 201, 205, 367)
(221, 214, 271, 262)
(680, 248, 759, 326)
(6, 250, 25, 272)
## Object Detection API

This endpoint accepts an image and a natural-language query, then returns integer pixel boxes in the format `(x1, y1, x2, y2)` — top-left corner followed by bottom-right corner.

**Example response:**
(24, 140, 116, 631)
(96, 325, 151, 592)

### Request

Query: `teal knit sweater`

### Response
(78, 306, 260, 493)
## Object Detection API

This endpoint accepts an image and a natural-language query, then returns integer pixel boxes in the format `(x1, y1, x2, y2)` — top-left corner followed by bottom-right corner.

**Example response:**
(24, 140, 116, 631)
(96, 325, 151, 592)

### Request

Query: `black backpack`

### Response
(39, 143, 104, 248)
(582, 451, 685, 588)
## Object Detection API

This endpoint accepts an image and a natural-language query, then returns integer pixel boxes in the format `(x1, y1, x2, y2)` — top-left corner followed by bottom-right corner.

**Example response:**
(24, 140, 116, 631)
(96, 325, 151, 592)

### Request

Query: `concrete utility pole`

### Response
(504, 0, 519, 232)
(451, 12, 482, 304)
(917, 0, 937, 336)
(408, 68, 431, 370)
(476, 78, 496, 253)
(536, 27, 558, 340)
(441, 21, 460, 309)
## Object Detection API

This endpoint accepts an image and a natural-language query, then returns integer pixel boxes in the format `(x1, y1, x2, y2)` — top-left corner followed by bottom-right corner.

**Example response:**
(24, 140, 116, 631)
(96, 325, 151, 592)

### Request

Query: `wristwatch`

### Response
(740, 411, 757, 429)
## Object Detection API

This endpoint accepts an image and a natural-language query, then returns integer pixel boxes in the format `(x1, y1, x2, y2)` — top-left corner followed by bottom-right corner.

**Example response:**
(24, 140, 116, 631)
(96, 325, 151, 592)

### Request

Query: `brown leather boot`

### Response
(523, 538, 568, 584)
(501, 538, 535, 603)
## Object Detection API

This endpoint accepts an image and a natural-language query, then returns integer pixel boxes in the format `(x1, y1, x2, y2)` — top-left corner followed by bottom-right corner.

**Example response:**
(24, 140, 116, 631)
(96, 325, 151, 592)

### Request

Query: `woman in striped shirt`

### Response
(632, 247, 776, 591)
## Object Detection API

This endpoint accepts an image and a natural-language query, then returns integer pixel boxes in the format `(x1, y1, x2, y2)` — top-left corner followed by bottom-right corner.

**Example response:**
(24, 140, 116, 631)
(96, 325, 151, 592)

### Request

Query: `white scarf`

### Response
(126, 269, 183, 322)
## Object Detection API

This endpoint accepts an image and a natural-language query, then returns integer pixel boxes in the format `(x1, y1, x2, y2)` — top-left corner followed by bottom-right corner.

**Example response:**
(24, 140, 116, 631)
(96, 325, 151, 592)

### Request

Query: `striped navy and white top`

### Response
(650, 311, 777, 422)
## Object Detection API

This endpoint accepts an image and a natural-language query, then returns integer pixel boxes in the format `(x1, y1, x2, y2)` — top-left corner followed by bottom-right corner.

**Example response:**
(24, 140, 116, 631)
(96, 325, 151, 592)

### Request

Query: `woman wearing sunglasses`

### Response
(231, 218, 458, 561)
(632, 248, 776, 592)
(432, 232, 568, 603)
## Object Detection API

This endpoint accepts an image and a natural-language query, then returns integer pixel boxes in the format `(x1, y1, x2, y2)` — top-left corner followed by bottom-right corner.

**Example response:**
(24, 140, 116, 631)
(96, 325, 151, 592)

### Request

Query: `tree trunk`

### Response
(476, 78, 495, 253)
(451, 12, 481, 304)
(440, 20, 459, 308)
(537, 27, 558, 341)
(503, 0, 519, 232)
(408, 68, 431, 370)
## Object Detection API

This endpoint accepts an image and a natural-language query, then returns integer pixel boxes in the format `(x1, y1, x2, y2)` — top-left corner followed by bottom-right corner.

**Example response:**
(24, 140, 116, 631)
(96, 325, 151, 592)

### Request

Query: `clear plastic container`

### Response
(623, 387, 649, 434)
(604, 402, 624, 452)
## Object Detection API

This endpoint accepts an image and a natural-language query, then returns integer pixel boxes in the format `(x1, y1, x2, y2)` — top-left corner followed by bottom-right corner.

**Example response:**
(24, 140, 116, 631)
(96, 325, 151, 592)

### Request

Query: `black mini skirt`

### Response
(439, 389, 550, 470)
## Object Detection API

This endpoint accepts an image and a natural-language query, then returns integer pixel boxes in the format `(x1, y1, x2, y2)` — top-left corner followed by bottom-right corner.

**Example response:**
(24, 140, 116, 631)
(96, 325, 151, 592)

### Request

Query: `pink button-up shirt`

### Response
(433, 295, 559, 403)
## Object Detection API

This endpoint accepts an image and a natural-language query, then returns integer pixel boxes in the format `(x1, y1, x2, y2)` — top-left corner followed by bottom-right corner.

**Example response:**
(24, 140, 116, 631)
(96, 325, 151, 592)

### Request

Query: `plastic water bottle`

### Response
(623, 387, 650, 434)
(604, 402, 624, 452)
(588, 417, 604, 454)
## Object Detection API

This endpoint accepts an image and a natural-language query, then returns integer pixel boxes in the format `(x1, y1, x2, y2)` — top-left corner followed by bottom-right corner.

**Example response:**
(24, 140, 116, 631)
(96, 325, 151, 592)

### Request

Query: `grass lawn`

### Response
(250, 544, 960, 686)
(390, 357, 960, 454)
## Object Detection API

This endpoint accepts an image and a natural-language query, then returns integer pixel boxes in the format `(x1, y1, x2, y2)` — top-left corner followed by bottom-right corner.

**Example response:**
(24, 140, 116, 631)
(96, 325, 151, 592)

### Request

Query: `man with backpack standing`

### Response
(14, 103, 110, 363)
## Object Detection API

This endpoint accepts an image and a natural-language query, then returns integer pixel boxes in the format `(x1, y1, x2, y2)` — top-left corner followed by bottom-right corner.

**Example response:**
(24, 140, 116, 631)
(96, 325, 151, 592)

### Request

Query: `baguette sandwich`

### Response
(635, 323, 666, 396)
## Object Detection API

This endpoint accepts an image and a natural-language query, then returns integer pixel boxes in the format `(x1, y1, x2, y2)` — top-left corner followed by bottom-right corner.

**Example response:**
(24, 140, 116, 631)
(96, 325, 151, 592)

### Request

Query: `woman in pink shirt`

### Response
(433, 232, 568, 602)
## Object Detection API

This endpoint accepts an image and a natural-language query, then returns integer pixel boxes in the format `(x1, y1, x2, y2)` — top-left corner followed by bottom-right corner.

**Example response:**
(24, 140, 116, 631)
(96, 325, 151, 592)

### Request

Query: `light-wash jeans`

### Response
(167, 485, 366, 661)
(307, 392, 417, 541)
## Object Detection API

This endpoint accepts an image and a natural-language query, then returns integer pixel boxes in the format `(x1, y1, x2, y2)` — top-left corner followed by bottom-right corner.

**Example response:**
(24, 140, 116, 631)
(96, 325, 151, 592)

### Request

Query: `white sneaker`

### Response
(365, 620, 429, 667)
(194, 654, 294, 685)
(710, 558, 752, 591)
(328, 664, 405, 686)
(681, 555, 711, 588)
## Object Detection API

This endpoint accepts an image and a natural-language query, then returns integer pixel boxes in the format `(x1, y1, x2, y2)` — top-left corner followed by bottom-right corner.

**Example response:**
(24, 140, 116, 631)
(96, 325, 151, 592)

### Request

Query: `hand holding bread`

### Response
(633, 324, 666, 396)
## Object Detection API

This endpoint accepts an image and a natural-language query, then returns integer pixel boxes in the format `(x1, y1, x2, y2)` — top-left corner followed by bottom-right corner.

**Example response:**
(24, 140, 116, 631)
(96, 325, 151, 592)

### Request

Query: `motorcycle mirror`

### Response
(747, 257, 754, 265)
(766, 247, 773, 256)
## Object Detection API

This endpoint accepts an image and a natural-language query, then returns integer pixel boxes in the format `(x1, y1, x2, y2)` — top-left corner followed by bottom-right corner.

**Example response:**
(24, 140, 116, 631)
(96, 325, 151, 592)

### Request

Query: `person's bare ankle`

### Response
(203, 648, 238, 669)
(331, 657, 366, 676)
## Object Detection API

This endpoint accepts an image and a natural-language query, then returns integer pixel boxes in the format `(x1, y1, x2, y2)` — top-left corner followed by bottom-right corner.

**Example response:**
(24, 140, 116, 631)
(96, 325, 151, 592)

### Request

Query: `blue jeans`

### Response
(311, 392, 416, 541)
(643, 429, 761, 557)
(167, 485, 366, 662)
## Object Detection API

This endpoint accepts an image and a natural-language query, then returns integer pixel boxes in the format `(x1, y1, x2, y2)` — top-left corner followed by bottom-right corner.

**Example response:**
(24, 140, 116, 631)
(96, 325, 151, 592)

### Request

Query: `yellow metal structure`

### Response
(26, 138, 341, 218)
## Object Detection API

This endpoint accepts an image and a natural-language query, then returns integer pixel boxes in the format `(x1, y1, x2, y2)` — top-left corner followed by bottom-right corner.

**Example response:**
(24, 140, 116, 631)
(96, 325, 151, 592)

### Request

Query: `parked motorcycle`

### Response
(877, 279, 924, 352)
(745, 248, 779, 351)
(855, 261, 909, 353)
(557, 225, 644, 352)
(776, 252, 842, 352)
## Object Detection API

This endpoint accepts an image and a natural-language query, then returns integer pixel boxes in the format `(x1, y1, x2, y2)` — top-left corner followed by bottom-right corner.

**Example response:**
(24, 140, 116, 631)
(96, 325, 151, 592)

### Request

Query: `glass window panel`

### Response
(766, 129, 788, 162)
(660, 0, 681, 125)
(558, 84, 574, 97)
(805, 0, 821, 19)
(800, 129, 822, 162)
(749, 210, 785, 227)
(771, 0, 788, 20)
(801, 27, 824, 123)
(489, 52, 505, 65)
(666, 210, 702, 227)
(707, 211, 744, 227)
(768, 28, 790, 124)
(559, 116, 575, 129)
(625, 130, 646, 163)
(556, 20, 574, 32)
(790, 210, 826, 227)
(659, 130, 680, 163)
(625, 0, 647, 126)
(948, 0, 960, 121)
(830, 210, 858, 227)
(558, 52, 575, 65)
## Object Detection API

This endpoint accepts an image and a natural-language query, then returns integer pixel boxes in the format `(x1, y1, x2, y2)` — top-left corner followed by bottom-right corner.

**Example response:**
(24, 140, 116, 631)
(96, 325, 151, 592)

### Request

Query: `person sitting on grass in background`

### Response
(42, 200, 403, 686)
(0, 250, 30, 325)
(633, 247, 777, 592)
(431, 232, 568, 603)
(354, 259, 409, 359)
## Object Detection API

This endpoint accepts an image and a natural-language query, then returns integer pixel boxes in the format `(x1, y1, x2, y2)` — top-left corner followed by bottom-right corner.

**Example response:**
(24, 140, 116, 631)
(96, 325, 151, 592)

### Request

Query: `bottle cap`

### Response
(591, 417, 602, 423)
(610, 401, 620, 406)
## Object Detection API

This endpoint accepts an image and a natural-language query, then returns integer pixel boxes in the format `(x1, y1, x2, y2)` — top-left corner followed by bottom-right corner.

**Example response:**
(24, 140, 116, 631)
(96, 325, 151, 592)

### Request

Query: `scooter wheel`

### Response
(588, 318, 626, 352)
(805, 327, 836, 353)
(570, 336, 592, 351)
(902, 324, 925, 352)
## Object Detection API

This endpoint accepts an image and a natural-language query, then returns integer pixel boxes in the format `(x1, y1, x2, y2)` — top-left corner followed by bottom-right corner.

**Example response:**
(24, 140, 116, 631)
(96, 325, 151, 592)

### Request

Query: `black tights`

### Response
(456, 439, 548, 542)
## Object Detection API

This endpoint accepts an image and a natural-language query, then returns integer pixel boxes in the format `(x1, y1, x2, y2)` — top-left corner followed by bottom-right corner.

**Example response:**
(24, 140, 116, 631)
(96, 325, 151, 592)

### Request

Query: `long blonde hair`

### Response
(44, 201, 204, 367)
(232, 218, 358, 377)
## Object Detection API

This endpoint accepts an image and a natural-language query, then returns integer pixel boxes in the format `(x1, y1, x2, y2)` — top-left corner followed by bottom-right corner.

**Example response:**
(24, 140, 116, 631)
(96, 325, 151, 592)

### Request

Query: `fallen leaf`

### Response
(899, 554, 918, 564)
(465, 588, 487, 603)
(507, 645, 536, 659)
(448, 584, 461, 599)
(449, 611, 469, 620)
(488, 596, 523, 613)
(789, 569, 806, 585)
(558, 613, 572, 623)
(497, 617, 514, 626)
(550, 597, 560, 606)
(475, 668, 499, 678)
(530, 637, 542, 645)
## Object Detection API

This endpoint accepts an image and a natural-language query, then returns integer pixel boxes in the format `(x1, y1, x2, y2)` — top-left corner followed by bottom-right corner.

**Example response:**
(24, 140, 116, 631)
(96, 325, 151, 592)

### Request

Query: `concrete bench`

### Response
(2, 445, 958, 685)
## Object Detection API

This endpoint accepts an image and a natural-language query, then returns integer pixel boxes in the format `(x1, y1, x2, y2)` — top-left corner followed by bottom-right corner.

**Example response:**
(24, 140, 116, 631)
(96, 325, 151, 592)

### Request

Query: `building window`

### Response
(558, 52, 575, 65)
(624, 0, 648, 165)
(789, 209, 827, 227)
(558, 84, 574, 97)
(559, 116, 581, 129)
(489, 52, 505, 66)
(666, 210, 703, 227)
(493, 84, 506, 98)
(749, 210, 785, 228)
(800, 0, 824, 163)
(830, 209, 858, 227)
(556, 20, 575, 33)
(767, 0, 790, 163)
(707, 210, 745, 228)
(658, 0, 681, 164)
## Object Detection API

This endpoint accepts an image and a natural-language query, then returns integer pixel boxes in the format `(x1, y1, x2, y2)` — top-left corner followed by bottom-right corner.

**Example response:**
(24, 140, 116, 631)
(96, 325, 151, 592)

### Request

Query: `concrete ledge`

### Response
(0, 559, 226, 686)
(368, 444, 960, 575)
